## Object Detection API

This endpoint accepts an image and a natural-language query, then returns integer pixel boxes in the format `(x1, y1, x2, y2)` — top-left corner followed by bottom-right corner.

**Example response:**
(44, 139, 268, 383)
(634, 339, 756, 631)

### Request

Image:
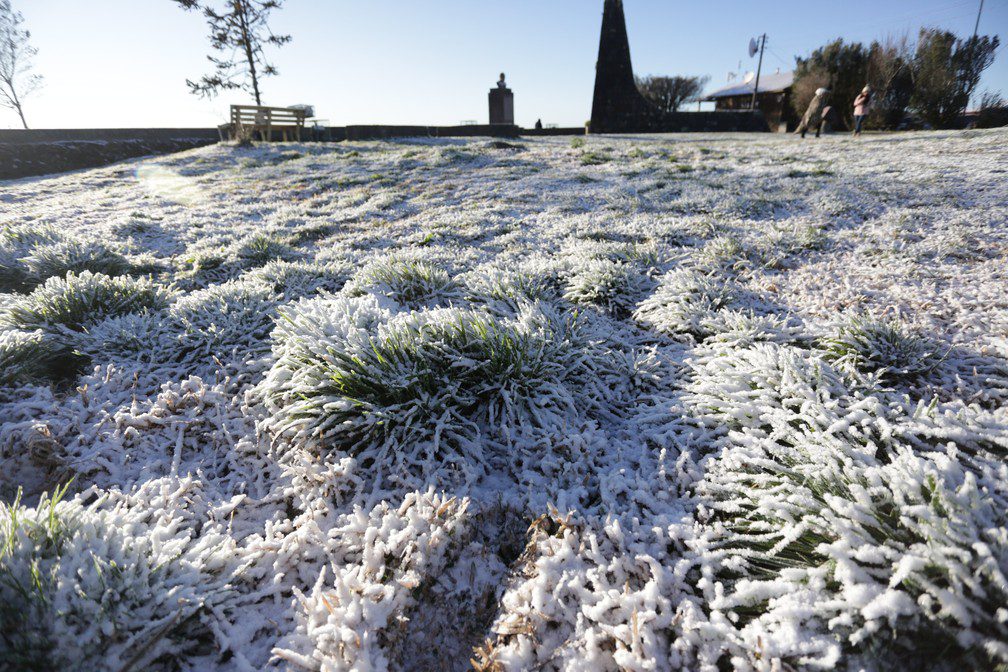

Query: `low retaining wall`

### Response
(335, 124, 521, 141)
(1, 116, 773, 180)
(588, 110, 770, 134)
(0, 128, 219, 180)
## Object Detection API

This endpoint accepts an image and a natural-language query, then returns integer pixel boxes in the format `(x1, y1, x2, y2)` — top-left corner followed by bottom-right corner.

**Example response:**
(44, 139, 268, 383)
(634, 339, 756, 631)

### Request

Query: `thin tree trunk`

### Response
(235, 0, 261, 105)
(10, 84, 27, 128)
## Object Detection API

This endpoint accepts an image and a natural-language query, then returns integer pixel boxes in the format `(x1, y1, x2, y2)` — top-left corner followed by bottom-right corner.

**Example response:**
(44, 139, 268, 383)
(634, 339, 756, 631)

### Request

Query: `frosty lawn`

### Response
(1, 129, 1007, 671)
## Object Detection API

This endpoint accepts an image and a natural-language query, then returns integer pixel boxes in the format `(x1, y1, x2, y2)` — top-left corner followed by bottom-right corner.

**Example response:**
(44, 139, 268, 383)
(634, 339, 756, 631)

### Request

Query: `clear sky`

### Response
(8, 0, 1007, 129)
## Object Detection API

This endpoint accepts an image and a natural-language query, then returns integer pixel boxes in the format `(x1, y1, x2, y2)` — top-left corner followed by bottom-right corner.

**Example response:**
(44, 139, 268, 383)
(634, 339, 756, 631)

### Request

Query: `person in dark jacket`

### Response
(796, 87, 830, 138)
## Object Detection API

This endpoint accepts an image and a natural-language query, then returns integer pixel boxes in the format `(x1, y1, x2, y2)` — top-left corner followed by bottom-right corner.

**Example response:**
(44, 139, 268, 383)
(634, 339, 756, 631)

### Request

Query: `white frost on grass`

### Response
(1, 129, 1007, 670)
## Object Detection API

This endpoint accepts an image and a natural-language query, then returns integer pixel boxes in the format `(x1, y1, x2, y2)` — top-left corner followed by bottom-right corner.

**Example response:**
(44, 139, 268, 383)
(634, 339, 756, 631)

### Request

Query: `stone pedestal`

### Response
(489, 88, 514, 125)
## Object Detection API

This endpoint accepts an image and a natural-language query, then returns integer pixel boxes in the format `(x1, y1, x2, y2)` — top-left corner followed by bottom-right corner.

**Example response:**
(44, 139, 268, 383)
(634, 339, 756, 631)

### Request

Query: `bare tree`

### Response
(0, 0, 42, 129)
(172, 0, 290, 106)
(636, 75, 710, 113)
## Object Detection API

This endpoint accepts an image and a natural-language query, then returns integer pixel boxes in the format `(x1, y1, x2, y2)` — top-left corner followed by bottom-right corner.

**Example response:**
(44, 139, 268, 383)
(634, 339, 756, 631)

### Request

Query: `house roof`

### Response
(702, 71, 794, 100)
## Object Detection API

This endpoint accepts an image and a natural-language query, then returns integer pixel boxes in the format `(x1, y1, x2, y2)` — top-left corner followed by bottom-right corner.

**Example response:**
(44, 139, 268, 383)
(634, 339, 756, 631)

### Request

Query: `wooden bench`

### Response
(225, 105, 307, 142)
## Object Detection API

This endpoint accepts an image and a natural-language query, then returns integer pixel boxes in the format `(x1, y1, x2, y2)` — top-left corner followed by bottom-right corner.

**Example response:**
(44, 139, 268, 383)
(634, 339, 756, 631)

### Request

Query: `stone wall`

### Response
(0, 128, 219, 180)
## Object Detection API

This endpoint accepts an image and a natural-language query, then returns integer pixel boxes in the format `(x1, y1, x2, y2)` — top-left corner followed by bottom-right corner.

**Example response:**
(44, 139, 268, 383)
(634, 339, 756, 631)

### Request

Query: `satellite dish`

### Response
(748, 38, 758, 58)
(742, 71, 755, 84)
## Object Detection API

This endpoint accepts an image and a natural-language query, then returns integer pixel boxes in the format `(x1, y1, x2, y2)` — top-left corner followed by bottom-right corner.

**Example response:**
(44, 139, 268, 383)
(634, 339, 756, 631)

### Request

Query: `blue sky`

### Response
(9, 0, 1007, 129)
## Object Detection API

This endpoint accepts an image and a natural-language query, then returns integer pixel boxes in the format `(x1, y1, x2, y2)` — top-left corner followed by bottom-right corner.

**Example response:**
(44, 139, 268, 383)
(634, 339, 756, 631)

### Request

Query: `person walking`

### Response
(853, 86, 872, 137)
(796, 87, 830, 138)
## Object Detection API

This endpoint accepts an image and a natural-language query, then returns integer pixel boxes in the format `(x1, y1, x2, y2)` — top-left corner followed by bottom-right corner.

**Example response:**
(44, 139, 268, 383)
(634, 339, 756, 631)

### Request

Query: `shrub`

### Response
(821, 315, 943, 384)
(344, 257, 463, 310)
(3, 271, 170, 333)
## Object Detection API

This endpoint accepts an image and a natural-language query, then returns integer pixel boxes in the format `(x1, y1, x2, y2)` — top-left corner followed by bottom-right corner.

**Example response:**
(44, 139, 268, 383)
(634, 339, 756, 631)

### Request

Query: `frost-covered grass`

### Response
(1, 129, 1007, 671)
(2, 270, 169, 333)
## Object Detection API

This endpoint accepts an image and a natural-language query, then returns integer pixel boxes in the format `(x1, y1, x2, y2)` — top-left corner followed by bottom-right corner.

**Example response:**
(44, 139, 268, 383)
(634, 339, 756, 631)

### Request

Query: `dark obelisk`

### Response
(589, 0, 657, 133)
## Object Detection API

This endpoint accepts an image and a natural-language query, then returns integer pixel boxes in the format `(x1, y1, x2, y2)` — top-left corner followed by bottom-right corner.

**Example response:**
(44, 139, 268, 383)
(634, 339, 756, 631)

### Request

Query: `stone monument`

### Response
(588, 0, 769, 134)
(489, 73, 514, 125)
(589, 0, 658, 133)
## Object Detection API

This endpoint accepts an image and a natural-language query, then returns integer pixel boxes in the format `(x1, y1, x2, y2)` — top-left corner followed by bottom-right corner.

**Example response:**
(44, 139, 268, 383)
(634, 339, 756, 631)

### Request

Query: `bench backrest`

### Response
(230, 105, 306, 128)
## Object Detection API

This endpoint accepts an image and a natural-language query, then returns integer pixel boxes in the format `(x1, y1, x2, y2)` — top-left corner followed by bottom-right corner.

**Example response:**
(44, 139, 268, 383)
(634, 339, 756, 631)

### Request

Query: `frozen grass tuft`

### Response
(170, 279, 278, 374)
(0, 330, 74, 386)
(344, 256, 463, 310)
(244, 258, 351, 299)
(0, 479, 243, 671)
(822, 315, 944, 385)
(235, 232, 298, 266)
(635, 268, 737, 338)
(465, 266, 560, 315)
(563, 259, 652, 317)
(20, 239, 132, 284)
(260, 298, 611, 477)
(265, 304, 576, 454)
(2, 271, 170, 333)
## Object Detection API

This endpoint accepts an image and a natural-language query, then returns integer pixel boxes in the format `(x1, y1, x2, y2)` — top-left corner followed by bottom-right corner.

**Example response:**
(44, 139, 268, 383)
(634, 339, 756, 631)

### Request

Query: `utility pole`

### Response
(967, 0, 984, 111)
(750, 34, 766, 111)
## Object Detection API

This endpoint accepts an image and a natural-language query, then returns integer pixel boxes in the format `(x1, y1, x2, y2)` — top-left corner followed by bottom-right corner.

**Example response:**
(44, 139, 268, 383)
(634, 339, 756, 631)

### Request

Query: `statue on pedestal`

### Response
(489, 72, 514, 125)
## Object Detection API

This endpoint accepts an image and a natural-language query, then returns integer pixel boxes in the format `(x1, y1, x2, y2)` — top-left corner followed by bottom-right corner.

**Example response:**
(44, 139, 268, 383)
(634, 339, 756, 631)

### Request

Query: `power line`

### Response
(837, 0, 978, 34)
(766, 46, 792, 70)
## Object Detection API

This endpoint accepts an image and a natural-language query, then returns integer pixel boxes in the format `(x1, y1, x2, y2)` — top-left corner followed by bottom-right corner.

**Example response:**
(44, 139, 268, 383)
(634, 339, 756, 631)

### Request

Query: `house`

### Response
(703, 70, 794, 132)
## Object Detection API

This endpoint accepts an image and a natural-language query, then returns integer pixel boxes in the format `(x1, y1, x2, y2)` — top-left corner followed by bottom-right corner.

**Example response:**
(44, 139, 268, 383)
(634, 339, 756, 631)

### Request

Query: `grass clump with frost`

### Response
(465, 266, 561, 315)
(244, 259, 351, 299)
(0, 330, 74, 386)
(635, 268, 737, 338)
(822, 315, 944, 384)
(235, 233, 298, 267)
(2, 271, 169, 333)
(261, 297, 600, 472)
(0, 479, 243, 671)
(20, 239, 131, 284)
(563, 259, 651, 317)
(344, 256, 463, 310)
(0, 226, 61, 292)
(686, 343, 1008, 669)
(170, 279, 278, 373)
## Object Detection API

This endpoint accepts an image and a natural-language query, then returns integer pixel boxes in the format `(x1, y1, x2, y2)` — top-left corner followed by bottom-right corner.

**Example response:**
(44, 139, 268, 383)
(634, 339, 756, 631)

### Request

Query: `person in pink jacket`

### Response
(853, 86, 872, 137)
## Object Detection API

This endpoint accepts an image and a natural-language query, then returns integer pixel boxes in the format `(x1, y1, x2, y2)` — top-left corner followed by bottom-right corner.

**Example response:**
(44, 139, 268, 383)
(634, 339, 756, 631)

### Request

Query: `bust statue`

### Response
(497, 73, 507, 89)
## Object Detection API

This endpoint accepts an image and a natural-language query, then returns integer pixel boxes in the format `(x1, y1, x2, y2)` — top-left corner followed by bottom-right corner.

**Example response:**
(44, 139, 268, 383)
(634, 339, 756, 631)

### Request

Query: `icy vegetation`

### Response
(1, 129, 1007, 671)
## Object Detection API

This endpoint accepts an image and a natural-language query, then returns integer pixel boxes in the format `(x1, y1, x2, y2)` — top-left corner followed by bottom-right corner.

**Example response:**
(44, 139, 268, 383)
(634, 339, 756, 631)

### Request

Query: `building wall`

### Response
(714, 91, 794, 132)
